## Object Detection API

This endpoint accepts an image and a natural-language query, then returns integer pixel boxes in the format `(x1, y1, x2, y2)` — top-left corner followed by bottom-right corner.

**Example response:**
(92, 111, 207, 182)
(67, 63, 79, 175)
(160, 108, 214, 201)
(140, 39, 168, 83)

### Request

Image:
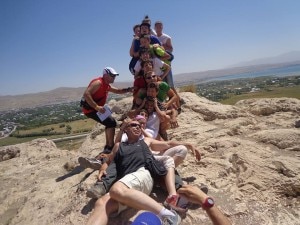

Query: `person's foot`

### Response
(78, 157, 102, 170)
(86, 181, 106, 199)
(161, 209, 181, 225)
(164, 195, 188, 213)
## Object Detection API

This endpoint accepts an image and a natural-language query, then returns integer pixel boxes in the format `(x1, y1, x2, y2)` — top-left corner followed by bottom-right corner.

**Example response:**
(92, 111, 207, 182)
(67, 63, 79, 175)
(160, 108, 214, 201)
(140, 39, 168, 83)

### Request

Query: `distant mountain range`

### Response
(1, 51, 300, 111)
(229, 50, 300, 67)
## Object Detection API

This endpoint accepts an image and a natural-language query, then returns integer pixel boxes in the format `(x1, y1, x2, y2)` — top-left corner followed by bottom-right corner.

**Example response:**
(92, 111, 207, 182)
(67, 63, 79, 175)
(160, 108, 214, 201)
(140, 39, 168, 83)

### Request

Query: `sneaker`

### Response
(86, 181, 106, 199)
(78, 157, 102, 170)
(161, 209, 181, 225)
(164, 195, 188, 213)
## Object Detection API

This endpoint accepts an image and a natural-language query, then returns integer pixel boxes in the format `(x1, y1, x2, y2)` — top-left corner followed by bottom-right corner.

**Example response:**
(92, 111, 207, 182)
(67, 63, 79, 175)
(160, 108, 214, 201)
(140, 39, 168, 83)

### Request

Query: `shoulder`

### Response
(159, 81, 170, 90)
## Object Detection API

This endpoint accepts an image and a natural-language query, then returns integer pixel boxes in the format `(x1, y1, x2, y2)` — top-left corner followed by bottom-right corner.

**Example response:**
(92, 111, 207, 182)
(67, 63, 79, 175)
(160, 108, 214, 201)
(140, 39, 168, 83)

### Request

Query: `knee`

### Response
(109, 182, 127, 199)
(176, 145, 188, 159)
(94, 194, 109, 209)
(164, 156, 175, 169)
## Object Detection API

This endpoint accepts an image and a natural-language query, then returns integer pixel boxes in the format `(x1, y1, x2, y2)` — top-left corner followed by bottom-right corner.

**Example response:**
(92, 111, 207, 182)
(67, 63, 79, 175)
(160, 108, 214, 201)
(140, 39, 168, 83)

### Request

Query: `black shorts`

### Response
(85, 112, 117, 128)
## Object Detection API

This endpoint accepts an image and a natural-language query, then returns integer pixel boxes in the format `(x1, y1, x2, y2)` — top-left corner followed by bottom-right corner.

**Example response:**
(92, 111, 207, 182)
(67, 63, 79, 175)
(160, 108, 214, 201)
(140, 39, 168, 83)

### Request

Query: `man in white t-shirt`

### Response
(154, 21, 173, 53)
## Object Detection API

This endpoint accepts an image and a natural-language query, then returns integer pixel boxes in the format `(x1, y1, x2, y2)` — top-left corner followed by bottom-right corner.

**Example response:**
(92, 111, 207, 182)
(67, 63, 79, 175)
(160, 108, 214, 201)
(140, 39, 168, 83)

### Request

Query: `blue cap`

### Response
(132, 212, 162, 225)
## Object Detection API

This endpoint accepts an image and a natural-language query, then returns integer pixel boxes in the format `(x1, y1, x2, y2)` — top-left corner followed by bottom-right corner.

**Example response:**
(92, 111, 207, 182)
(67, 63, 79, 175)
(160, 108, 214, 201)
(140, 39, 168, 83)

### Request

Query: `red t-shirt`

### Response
(82, 77, 111, 114)
(133, 77, 146, 95)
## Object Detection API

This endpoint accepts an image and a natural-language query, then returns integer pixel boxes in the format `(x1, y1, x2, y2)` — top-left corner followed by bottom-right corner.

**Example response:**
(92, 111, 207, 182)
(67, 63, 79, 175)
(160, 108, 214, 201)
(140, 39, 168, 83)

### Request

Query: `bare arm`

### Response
(177, 185, 232, 225)
(109, 86, 133, 94)
(163, 37, 173, 53)
(163, 88, 178, 109)
(160, 63, 171, 80)
(98, 142, 120, 180)
(166, 140, 201, 161)
(83, 80, 104, 112)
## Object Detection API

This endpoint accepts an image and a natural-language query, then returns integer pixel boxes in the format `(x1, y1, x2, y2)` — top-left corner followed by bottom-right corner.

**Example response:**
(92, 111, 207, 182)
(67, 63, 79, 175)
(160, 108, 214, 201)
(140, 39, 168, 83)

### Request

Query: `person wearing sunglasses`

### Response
(87, 118, 181, 225)
(79, 67, 133, 169)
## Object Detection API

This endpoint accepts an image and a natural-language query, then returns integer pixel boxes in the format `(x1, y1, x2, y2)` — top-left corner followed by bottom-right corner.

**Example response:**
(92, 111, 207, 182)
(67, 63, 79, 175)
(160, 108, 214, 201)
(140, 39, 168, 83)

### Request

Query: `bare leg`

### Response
(173, 156, 184, 167)
(109, 182, 164, 214)
(87, 194, 118, 225)
(105, 127, 115, 148)
(165, 167, 177, 196)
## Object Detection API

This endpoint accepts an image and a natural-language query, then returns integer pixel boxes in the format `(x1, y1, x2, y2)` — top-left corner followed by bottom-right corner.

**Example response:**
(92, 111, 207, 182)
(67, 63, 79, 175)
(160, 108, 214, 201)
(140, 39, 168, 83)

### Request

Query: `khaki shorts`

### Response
(117, 167, 153, 214)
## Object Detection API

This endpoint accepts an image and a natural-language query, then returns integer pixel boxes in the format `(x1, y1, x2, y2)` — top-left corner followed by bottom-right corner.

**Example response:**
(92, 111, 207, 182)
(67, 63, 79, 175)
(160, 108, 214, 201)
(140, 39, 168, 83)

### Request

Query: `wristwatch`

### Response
(202, 197, 214, 209)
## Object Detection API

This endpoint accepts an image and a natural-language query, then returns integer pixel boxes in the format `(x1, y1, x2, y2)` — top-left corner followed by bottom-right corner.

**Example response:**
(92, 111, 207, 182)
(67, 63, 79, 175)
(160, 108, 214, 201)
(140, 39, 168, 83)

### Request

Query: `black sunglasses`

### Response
(128, 123, 141, 128)
(146, 75, 156, 80)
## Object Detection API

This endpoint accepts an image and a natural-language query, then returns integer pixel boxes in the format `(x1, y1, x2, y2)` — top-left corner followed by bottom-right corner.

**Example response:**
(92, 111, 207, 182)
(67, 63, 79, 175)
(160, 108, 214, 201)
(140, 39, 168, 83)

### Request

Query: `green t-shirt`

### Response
(139, 82, 170, 102)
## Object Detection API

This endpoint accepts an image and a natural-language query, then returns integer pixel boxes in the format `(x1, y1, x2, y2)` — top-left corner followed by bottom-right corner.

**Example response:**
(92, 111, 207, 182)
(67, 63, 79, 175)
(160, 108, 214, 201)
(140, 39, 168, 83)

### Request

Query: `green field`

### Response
(0, 119, 96, 147)
(220, 86, 300, 105)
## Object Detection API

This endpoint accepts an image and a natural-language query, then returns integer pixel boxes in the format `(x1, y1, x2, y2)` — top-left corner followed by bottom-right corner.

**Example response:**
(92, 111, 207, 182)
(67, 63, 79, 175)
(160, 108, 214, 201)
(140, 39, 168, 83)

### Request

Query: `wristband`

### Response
(202, 197, 214, 209)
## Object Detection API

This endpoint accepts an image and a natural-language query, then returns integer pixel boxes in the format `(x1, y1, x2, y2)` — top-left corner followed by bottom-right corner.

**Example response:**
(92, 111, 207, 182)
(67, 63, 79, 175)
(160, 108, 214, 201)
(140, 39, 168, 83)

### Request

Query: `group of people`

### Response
(78, 15, 231, 225)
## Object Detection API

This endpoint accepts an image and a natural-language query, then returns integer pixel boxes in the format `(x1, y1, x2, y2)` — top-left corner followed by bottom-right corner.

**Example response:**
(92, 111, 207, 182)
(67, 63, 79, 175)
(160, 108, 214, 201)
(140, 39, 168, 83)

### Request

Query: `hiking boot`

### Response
(163, 195, 188, 213)
(86, 181, 107, 199)
(161, 209, 181, 225)
(78, 157, 102, 170)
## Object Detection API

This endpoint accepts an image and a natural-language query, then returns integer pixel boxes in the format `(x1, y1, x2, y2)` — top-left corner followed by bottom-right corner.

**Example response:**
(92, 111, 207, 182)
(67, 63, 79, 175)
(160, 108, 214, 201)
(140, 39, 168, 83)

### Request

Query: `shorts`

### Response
(85, 112, 117, 128)
(117, 167, 153, 214)
(154, 155, 175, 169)
(161, 145, 188, 159)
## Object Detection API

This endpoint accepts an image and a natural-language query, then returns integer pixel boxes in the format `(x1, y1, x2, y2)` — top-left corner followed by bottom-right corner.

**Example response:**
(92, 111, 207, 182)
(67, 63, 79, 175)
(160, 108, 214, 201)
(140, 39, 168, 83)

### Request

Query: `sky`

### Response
(1, 0, 300, 96)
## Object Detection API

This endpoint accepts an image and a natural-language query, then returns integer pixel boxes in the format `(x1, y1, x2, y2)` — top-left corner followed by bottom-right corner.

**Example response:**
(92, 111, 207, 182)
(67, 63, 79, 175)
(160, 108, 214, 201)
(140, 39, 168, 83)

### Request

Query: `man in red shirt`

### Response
(79, 67, 132, 169)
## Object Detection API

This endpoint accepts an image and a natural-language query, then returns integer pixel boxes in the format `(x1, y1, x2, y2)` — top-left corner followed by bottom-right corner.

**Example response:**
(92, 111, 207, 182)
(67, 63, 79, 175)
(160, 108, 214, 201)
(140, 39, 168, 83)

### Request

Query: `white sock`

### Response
(158, 207, 175, 218)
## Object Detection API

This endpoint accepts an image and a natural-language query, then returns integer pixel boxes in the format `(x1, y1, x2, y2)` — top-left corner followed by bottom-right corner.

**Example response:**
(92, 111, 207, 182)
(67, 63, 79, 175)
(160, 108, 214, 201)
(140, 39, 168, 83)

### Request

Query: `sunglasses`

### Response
(146, 75, 156, 80)
(109, 74, 117, 78)
(128, 123, 141, 128)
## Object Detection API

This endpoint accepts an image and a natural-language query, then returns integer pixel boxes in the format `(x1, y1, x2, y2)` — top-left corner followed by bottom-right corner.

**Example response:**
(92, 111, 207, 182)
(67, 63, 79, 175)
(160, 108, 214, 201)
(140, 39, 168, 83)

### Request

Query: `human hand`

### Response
(177, 184, 208, 205)
(170, 118, 179, 129)
(96, 106, 105, 113)
(97, 169, 107, 181)
(192, 147, 201, 161)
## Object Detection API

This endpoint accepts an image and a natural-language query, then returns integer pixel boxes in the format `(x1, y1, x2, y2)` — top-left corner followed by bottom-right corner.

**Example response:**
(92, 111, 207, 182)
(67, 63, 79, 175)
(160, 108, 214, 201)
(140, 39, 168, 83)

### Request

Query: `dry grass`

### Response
(179, 84, 197, 93)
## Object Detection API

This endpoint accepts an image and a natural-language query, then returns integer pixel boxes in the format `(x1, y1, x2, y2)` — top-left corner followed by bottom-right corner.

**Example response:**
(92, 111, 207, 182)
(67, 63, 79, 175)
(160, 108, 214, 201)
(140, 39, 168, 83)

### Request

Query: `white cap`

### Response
(103, 67, 119, 76)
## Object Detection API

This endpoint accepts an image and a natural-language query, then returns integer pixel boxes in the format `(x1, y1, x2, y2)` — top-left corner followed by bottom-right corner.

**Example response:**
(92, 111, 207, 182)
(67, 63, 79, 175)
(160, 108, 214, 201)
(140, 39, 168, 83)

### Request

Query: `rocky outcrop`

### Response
(0, 93, 299, 225)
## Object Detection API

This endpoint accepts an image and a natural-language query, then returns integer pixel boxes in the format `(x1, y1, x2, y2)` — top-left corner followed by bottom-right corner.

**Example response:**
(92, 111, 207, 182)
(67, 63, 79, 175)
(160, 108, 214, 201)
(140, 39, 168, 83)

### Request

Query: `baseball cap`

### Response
(103, 67, 119, 76)
(132, 212, 162, 225)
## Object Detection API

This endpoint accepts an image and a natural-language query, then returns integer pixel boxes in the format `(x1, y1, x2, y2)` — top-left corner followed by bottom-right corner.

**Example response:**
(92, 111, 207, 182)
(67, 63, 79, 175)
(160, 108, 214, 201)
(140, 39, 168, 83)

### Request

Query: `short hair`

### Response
(140, 34, 151, 40)
(154, 21, 163, 26)
(141, 60, 153, 68)
(147, 82, 159, 91)
(139, 47, 150, 55)
(133, 24, 140, 32)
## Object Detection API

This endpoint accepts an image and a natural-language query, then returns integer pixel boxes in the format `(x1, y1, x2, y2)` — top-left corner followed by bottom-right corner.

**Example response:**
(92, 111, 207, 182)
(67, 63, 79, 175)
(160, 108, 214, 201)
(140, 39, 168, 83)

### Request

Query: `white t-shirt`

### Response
(134, 58, 165, 77)
(157, 33, 172, 52)
(145, 112, 160, 139)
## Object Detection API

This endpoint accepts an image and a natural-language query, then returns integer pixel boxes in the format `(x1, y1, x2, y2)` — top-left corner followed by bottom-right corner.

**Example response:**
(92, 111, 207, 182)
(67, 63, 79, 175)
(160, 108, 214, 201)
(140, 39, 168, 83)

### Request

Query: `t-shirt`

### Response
(133, 35, 161, 52)
(114, 139, 150, 178)
(82, 77, 110, 114)
(157, 33, 172, 52)
(145, 112, 160, 139)
(134, 58, 165, 77)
